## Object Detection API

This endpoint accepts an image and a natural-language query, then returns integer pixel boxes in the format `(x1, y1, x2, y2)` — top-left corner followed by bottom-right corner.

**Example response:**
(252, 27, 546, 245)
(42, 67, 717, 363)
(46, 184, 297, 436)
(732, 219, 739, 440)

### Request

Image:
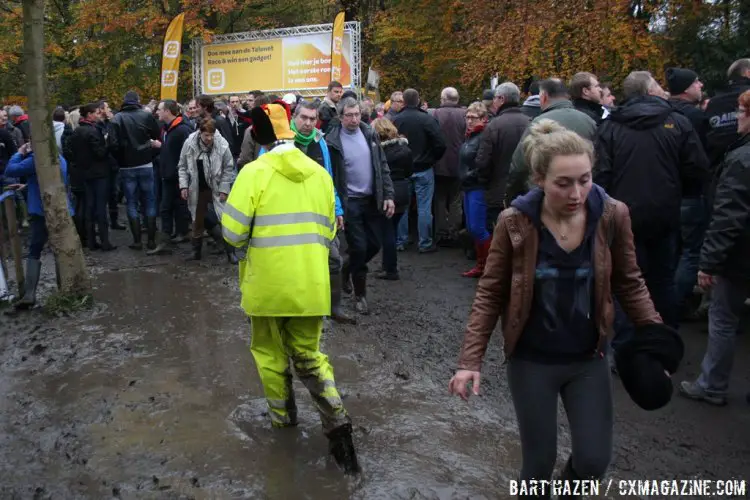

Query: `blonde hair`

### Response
(466, 101, 488, 118)
(372, 117, 399, 142)
(68, 109, 80, 130)
(522, 119, 594, 181)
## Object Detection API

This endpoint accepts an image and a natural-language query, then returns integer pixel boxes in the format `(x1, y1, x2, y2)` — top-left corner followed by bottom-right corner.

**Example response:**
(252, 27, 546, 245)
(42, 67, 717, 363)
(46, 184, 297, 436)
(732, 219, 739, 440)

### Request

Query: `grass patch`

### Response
(42, 292, 93, 316)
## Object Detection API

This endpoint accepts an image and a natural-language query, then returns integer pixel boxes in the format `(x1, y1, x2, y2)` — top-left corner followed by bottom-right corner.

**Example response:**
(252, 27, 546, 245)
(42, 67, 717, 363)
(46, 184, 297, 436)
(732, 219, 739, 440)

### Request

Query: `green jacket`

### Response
(505, 100, 597, 204)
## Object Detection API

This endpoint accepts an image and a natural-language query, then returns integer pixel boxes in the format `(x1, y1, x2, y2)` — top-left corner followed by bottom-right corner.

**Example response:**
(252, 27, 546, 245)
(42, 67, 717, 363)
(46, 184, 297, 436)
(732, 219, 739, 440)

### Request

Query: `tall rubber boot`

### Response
(146, 216, 158, 251)
(14, 258, 41, 310)
(99, 217, 116, 252)
(341, 261, 353, 295)
(128, 218, 143, 250)
(224, 242, 239, 265)
(352, 274, 369, 315)
(330, 274, 357, 324)
(146, 231, 173, 256)
(327, 423, 360, 475)
(462, 238, 490, 278)
(186, 238, 202, 261)
(110, 210, 126, 230)
(208, 225, 226, 255)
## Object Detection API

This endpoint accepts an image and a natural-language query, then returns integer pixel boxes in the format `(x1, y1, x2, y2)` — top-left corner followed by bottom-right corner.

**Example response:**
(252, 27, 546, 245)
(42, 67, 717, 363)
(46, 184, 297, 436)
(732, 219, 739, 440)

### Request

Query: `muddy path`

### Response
(0, 230, 748, 499)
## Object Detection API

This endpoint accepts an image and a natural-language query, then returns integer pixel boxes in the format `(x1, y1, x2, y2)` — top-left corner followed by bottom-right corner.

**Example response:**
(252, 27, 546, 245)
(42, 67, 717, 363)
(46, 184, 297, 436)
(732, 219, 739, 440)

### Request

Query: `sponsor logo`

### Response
(207, 69, 225, 90)
(164, 41, 180, 58)
(709, 111, 737, 128)
(161, 70, 177, 87)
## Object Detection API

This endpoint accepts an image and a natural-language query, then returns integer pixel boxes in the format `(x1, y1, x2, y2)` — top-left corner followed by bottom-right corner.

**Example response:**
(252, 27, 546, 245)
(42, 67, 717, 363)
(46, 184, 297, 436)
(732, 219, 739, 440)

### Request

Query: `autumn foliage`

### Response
(0, 0, 748, 107)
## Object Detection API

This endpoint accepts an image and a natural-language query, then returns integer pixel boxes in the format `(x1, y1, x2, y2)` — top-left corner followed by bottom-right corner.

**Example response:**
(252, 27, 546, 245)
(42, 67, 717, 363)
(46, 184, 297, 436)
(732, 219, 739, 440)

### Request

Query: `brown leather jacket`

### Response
(457, 197, 662, 371)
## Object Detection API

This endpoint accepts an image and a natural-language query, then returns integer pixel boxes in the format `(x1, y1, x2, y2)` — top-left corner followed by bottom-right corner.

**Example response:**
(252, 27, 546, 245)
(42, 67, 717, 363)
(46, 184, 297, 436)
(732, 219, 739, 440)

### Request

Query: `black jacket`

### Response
(393, 106, 447, 172)
(227, 114, 247, 158)
(325, 122, 395, 213)
(211, 111, 234, 147)
(704, 77, 750, 169)
(111, 103, 161, 168)
(318, 101, 338, 134)
(669, 98, 709, 197)
(160, 117, 192, 180)
(573, 98, 605, 125)
(70, 121, 110, 180)
(381, 137, 413, 212)
(700, 135, 750, 282)
(594, 96, 709, 237)
(459, 128, 483, 191)
(0, 128, 17, 173)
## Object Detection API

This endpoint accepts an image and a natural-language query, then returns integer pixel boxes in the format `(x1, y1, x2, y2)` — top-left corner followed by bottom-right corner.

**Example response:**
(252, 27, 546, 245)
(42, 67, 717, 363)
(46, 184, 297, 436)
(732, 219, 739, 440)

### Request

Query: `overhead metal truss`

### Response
(192, 22, 361, 98)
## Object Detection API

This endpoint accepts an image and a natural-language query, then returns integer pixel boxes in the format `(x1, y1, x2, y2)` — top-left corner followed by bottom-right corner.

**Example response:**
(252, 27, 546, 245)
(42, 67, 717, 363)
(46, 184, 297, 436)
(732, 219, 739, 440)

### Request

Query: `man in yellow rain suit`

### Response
(222, 101, 359, 475)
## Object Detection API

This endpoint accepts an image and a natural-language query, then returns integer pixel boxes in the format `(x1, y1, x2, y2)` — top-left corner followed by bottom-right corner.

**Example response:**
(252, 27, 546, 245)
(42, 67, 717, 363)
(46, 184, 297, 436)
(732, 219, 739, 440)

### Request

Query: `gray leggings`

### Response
(507, 356, 613, 482)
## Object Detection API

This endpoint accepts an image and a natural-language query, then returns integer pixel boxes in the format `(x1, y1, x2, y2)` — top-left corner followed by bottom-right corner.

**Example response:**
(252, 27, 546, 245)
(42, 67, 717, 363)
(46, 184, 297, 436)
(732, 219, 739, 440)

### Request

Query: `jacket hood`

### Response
(381, 137, 408, 147)
(53, 122, 65, 133)
(523, 95, 541, 108)
(267, 142, 322, 183)
(511, 183, 607, 227)
(609, 96, 673, 130)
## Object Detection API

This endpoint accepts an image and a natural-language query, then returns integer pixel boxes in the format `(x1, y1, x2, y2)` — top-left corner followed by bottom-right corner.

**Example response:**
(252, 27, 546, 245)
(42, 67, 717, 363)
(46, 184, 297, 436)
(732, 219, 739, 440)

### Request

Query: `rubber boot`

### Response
(341, 261, 353, 295)
(99, 223, 117, 252)
(327, 423, 360, 475)
(146, 231, 173, 256)
(352, 274, 369, 315)
(224, 242, 239, 265)
(86, 219, 100, 251)
(14, 258, 41, 310)
(187, 238, 202, 261)
(331, 274, 357, 324)
(110, 210, 126, 231)
(462, 238, 490, 278)
(128, 217, 143, 250)
(146, 216, 157, 251)
(208, 225, 226, 255)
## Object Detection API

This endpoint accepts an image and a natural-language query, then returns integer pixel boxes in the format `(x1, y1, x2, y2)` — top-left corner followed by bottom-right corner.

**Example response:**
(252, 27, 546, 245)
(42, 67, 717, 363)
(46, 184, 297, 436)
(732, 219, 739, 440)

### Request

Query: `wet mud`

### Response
(0, 230, 748, 499)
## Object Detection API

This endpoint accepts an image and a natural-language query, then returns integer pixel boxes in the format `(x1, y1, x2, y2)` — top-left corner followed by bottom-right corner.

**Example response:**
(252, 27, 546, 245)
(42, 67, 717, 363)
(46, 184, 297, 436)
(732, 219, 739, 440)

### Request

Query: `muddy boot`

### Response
(330, 274, 357, 324)
(208, 226, 226, 255)
(186, 238, 202, 261)
(14, 259, 41, 310)
(341, 262, 353, 295)
(146, 231, 173, 256)
(352, 274, 369, 315)
(127, 218, 143, 250)
(146, 216, 158, 251)
(327, 423, 360, 475)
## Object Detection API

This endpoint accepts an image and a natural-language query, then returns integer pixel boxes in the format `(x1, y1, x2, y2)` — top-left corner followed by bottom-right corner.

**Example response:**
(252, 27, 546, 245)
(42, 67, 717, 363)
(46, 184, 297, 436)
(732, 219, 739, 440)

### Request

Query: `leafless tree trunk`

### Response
(23, 0, 91, 297)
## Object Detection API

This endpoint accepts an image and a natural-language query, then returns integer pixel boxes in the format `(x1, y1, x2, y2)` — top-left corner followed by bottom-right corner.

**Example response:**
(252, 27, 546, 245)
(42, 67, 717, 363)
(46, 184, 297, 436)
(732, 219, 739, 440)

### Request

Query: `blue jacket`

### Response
(4, 152, 74, 216)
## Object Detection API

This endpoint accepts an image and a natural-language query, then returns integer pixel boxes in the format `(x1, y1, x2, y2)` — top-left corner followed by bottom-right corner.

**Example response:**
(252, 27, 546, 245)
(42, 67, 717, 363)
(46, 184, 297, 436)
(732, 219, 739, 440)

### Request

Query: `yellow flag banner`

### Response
(160, 13, 185, 100)
(330, 11, 345, 83)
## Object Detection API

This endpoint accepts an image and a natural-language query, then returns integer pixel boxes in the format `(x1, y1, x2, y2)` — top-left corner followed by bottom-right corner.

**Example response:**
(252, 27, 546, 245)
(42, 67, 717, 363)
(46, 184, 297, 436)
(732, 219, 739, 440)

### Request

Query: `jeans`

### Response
(85, 177, 109, 247)
(696, 277, 748, 397)
(160, 178, 191, 236)
(675, 197, 709, 307)
(344, 196, 383, 280)
(434, 175, 462, 240)
(508, 356, 612, 482)
(121, 165, 157, 219)
(397, 168, 434, 250)
(464, 189, 490, 242)
(28, 215, 48, 260)
(381, 212, 403, 274)
(613, 229, 679, 348)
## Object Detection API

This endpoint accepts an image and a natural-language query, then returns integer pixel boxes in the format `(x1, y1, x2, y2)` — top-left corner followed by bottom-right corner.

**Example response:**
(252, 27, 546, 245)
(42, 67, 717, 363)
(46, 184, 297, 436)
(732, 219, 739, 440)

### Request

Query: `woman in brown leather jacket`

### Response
(448, 120, 662, 497)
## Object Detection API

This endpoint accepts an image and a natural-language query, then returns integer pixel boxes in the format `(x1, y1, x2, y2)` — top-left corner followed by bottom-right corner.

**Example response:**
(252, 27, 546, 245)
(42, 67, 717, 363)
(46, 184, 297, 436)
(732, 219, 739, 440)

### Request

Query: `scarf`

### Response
(465, 122, 486, 138)
(291, 120, 316, 147)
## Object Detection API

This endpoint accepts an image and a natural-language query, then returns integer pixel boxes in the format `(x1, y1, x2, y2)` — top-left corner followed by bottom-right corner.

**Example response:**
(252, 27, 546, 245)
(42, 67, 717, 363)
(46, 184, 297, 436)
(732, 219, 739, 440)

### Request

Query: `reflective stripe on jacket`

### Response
(222, 142, 335, 317)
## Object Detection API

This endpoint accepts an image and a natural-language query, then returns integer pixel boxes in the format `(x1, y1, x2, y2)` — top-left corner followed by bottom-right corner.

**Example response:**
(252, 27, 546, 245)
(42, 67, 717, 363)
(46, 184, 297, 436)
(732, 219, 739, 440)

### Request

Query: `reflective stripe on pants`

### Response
(249, 316, 350, 432)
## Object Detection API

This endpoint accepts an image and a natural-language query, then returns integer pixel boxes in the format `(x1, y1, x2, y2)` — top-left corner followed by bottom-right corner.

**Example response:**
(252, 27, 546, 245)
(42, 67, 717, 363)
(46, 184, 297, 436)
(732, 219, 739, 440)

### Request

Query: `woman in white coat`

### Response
(178, 118, 238, 263)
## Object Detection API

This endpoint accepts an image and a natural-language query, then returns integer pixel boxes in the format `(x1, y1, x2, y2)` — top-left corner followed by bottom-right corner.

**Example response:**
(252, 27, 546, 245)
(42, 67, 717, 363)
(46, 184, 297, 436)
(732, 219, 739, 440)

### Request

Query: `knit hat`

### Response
(666, 68, 699, 95)
(615, 323, 684, 411)
(482, 89, 495, 101)
(250, 101, 294, 145)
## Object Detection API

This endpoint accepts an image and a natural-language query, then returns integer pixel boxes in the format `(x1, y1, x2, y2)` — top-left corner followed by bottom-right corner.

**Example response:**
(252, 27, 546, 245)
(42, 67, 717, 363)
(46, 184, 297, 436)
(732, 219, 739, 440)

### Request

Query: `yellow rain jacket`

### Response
(222, 142, 335, 317)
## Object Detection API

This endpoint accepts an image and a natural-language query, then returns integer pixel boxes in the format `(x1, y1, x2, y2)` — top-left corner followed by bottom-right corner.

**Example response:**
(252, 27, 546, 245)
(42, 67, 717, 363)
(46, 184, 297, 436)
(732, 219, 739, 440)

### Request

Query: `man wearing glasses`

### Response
(326, 97, 395, 315)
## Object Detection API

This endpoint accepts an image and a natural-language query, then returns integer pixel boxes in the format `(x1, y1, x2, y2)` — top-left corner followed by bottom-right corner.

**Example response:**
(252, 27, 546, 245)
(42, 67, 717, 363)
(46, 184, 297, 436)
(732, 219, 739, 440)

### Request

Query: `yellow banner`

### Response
(201, 32, 352, 94)
(330, 12, 345, 83)
(160, 13, 185, 100)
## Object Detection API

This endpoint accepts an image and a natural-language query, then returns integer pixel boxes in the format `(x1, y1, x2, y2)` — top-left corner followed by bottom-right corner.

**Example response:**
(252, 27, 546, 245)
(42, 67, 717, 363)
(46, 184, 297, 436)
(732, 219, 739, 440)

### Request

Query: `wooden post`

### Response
(4, 197, 24, 296)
